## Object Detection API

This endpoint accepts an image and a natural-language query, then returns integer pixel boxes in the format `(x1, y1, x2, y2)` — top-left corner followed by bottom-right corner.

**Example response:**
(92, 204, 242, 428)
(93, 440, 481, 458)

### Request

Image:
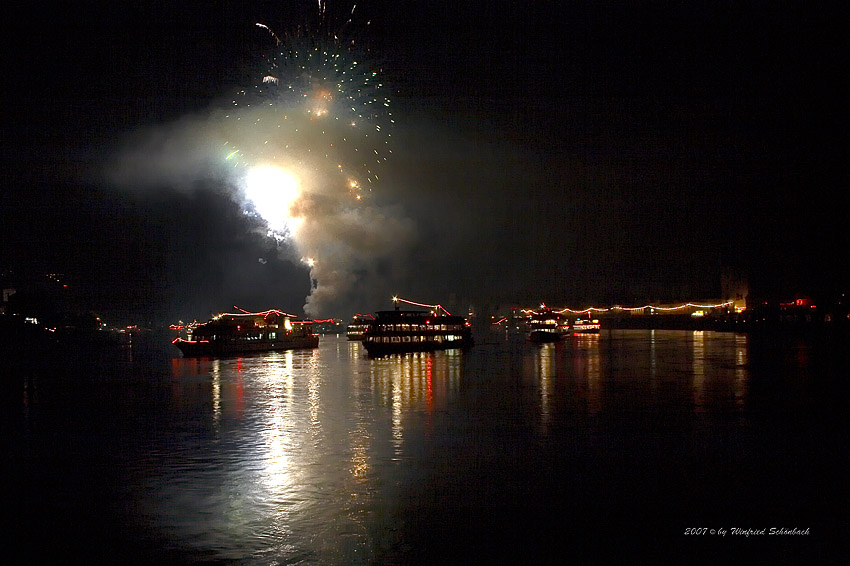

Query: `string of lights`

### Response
(214, 308, 300, 319)
(520, 301, 735, 315)
(392, 296, 453, 316)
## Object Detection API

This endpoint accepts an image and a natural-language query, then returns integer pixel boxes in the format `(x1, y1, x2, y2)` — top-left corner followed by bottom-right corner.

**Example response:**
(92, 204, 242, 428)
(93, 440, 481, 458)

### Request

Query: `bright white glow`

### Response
(244, 166, 302, 234)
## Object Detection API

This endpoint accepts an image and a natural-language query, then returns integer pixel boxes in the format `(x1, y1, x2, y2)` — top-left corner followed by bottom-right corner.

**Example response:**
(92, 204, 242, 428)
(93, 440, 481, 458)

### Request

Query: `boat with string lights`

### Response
(361, 297, 474, 356)
(571, 318, 601, 333)
(172, 309, 319, 357)
(346, 314, 374, 341)
(526, 305, 570, 343)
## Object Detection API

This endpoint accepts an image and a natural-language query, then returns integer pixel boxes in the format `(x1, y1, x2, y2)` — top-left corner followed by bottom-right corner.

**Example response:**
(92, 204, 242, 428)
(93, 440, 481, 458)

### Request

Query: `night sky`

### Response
(2, 1, 846, 324)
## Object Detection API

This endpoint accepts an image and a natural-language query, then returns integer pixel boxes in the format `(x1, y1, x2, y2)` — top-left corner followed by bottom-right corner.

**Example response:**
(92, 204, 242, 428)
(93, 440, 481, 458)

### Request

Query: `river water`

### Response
(4, 330, 847, 563)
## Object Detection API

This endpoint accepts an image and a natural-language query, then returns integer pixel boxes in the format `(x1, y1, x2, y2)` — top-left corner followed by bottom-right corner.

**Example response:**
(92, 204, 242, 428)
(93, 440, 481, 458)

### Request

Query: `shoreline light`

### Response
(520, 301, 736, 315)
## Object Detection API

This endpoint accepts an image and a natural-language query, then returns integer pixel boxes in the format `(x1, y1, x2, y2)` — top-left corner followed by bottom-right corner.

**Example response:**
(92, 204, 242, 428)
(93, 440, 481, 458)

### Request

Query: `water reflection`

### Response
(684, 330, 751, 413)
(525, 335, 604, 423)
(118, 333, 767, 562)
(535, 343, 554, 434)
(692, 330, 706, 410)
(211, 362, 221, 426)
(369, 350, 462, 454)
(154, 340, 466, 563)
(649, 328, 658, 386)
(575, 334, 602, 414)
(734, 333, 748, 408)
(514, 331, 751, 420)
(369, 351, 461, 414)
(8, 327, 842, 565)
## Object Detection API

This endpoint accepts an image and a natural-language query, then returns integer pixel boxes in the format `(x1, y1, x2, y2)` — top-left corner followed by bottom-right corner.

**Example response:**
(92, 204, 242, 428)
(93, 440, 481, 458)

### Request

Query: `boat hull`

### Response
(175, 335, 319, 357)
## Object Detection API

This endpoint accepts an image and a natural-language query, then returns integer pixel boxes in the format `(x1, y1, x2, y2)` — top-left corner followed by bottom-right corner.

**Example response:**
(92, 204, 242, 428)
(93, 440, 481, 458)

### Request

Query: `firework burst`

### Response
(222, 7, 393, 202)
(213, 2, 411, 317)
(103, 2, 413, 317)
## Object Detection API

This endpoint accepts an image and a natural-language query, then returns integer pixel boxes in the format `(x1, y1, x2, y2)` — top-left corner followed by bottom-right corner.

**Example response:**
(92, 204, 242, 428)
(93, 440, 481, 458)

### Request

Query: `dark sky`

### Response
(2, 1, 846, 324)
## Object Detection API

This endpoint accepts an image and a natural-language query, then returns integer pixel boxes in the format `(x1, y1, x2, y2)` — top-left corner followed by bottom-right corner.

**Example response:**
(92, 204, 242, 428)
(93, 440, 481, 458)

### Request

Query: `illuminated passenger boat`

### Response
(361, 299, 473, 356)
(173, 309, 318, 357)
(346, 314, 374, 341)
(527, 307, 570, 343)
(571, 318, 601, 333)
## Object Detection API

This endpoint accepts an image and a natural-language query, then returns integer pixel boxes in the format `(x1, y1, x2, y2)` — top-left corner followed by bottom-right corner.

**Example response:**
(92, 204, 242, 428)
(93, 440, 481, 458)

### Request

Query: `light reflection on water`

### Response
(167, 332, 748, 556)
(145, 339, 466, 564)
(536, 343, 553, 435)
(692, 330, 706, 409)
(9, 329, 844, 564)
(147, 330, 760, 564)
